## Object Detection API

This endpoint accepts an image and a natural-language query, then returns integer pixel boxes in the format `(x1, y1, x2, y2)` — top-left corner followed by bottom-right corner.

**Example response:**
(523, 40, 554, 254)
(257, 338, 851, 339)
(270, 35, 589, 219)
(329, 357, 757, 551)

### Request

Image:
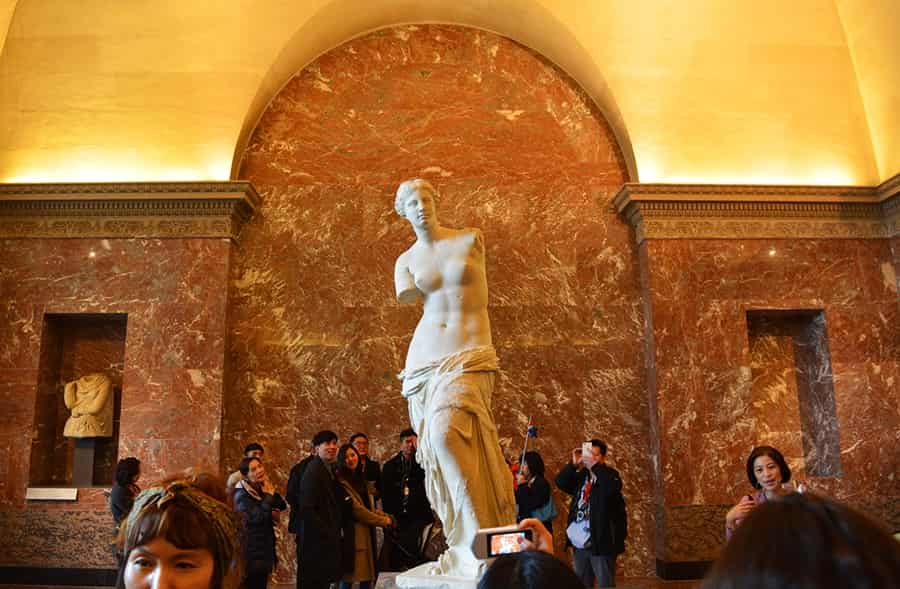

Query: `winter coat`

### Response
(555, 462, 627, 556)
(234, 481, 287, 574)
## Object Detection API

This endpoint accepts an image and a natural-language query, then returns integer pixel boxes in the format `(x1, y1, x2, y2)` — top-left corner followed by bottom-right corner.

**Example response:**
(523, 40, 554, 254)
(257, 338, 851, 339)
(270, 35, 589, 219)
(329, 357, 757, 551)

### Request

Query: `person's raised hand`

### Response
(725, 495, 756, 528)
(516, 518, 554, 554)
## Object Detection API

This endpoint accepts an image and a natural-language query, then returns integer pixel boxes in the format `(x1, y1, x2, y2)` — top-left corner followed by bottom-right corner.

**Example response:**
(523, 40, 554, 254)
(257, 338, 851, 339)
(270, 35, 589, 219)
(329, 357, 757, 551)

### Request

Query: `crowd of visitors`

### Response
(110, 438, 899, 589)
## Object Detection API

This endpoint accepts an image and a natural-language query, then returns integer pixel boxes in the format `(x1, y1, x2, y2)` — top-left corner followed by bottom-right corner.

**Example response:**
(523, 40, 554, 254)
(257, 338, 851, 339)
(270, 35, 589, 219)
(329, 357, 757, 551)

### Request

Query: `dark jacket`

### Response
(109, 482, 139, 525)
(356, 456, 382, 499)
(299, 456, 342, 581)
(380, 452, 432, 525)
(515, 475, 553, 532)
(286, 454, 315, 534)
(234, 483, 287, 574)
(555, 462, 627, 556)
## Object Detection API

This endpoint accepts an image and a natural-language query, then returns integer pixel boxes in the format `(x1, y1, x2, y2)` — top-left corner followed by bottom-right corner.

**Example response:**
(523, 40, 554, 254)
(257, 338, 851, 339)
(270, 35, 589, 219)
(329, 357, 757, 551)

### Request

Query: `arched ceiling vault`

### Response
(229, 1, 637, 181)
(0, 0, 897, 186)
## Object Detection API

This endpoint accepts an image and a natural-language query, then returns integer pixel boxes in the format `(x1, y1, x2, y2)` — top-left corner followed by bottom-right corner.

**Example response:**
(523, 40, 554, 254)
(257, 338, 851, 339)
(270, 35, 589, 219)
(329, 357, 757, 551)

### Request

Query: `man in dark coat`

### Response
(286, 444, 315, 589)
(555, 439, 627, 588)
(297, 430, 341, 589)
(350, 431, 382, 500)
(379, 428, 433, 571)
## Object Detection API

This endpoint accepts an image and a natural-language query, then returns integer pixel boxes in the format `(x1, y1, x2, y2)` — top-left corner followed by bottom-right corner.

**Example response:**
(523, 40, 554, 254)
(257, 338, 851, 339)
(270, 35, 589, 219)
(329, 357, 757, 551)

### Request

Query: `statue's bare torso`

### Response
(396, 227, 492, 367)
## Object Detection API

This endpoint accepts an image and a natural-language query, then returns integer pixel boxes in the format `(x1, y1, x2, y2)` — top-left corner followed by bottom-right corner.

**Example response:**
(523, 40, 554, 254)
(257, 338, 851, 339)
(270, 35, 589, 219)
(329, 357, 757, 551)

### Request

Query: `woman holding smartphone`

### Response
(725, 445, 799, 539)
(234, 456, 287, 589)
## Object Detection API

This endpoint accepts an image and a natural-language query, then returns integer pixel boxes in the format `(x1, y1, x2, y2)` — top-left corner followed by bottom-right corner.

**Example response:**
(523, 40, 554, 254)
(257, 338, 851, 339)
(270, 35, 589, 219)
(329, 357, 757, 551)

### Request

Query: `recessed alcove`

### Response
(28, 313, 127, 487)
(746, 310, 841, 478)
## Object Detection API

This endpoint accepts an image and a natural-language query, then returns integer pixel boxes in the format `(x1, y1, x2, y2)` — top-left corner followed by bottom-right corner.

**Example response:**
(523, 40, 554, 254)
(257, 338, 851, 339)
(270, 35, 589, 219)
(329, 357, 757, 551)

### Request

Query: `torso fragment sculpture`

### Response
(63, 373, 114, 438)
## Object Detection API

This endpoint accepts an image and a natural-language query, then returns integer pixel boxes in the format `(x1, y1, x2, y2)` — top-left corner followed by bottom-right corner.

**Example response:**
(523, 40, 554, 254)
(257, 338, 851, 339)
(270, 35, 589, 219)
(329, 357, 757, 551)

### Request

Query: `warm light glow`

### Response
(637, 157, 859, 186)
(768, 249, 776, 256)
(4, 163, 230, 183)
(2, 148, 232, 183)
(88, 251, 96, 258)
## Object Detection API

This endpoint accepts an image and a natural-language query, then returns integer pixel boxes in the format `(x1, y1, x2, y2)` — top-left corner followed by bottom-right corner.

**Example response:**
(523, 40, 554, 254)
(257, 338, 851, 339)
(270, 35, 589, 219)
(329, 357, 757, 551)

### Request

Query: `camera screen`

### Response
(489, 531, 528, 556)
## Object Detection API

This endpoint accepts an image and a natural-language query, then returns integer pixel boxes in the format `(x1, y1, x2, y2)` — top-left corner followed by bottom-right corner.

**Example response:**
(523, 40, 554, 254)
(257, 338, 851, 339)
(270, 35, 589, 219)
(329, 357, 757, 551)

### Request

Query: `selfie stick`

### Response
(521, 416, 537, 465)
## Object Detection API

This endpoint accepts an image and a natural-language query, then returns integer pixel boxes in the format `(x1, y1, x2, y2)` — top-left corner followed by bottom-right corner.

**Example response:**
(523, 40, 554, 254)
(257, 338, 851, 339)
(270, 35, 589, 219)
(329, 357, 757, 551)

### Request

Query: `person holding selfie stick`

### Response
(555, 439, 627, 588)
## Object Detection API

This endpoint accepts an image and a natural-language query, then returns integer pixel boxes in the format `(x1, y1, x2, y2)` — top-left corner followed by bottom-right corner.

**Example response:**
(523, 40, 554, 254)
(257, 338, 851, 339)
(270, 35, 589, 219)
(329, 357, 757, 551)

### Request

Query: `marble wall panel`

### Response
(231, 24, 652, 579)
(0, 237, 233, 567)
(890, 237, 900, 299)
(643, 238, 900, 562)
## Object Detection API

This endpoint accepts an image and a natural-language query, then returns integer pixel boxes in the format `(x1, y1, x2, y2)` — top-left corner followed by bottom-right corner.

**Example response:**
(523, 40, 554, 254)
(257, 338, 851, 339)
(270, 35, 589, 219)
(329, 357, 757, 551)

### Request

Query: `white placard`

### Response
(25, 487, 79, 501)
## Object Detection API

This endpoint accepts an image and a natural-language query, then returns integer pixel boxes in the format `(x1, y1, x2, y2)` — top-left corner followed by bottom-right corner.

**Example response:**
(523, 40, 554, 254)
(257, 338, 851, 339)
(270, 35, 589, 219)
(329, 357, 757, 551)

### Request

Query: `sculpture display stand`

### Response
(72, 438, 96, 487)
(392, 180, 517, 588)
(396, 565, 479, 589)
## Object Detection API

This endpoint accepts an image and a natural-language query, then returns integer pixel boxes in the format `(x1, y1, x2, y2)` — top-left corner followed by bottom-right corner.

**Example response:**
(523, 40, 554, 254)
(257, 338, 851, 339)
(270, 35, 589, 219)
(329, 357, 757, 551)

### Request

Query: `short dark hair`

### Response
(590, 439, 607, 456)
(243, 443, 264, 456)
(400, 428, 417, 439)
(746, 445, 791, 489)
(312, 430, 338, 447)
(349, 432, 368, 444)
(238, 456, 261, 477)
(115, 457, 141, 486)
(702, 493, 900, 589)
(522, 451, 545, 478)
(478, 550, 584, 589)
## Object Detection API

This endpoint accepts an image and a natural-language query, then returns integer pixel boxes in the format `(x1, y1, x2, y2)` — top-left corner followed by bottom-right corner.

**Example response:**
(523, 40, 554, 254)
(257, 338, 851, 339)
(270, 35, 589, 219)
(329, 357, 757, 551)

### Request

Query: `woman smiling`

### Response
(234, 456, 287, 589)
(725, 445, 800, 539)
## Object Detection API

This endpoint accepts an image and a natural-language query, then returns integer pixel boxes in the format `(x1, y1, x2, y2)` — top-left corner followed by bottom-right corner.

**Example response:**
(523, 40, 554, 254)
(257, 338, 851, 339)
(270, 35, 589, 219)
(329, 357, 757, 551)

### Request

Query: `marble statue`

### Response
(63, 373, 114, 438)
(393, 179, 517, 583)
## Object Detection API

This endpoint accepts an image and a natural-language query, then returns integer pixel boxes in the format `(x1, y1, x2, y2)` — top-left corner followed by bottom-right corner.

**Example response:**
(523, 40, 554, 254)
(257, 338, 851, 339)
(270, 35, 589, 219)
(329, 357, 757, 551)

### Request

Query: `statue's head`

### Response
(394, 178, 438, 219)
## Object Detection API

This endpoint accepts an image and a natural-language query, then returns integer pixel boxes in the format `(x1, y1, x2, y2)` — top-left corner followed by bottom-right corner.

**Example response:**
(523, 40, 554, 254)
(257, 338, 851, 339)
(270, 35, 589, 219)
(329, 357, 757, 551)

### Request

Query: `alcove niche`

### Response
(28, 313, 127, 487)
(746, 310, 842, 478)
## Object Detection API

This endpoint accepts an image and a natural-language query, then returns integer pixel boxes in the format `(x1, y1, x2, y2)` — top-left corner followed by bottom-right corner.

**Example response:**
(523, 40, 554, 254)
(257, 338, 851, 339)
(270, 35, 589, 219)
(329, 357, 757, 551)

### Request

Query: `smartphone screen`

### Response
(582, 441, 592, 456)
(488, 530, 532, 556)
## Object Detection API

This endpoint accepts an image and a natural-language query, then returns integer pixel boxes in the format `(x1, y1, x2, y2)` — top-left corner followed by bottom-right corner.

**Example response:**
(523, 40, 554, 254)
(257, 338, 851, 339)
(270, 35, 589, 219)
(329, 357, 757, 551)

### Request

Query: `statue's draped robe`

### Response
(400, 345, 517, 575)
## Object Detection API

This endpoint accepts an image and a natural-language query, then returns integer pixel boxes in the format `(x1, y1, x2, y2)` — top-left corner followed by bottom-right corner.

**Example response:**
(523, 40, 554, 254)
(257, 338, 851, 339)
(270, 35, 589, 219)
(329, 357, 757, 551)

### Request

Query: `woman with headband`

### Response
(116, 474, 242, 589)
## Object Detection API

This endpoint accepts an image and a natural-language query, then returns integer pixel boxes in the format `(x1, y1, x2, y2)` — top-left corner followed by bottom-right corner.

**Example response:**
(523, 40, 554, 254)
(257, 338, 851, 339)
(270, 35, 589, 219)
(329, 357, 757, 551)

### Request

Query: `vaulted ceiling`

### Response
(0, 0, 897, 185)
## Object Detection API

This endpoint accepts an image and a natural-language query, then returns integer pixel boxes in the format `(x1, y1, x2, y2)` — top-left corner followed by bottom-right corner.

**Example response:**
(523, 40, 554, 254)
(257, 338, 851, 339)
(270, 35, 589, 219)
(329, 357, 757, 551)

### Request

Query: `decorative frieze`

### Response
(0, 182, 260, 241)
(614, 178, 899, 242)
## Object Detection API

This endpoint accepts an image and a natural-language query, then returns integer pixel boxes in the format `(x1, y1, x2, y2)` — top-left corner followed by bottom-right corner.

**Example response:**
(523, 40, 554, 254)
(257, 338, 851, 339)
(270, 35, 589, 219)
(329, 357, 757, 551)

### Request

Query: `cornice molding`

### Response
(613, 182, 898, 242)
(0, 182, 260, 241)
(877, 173, 900, 201)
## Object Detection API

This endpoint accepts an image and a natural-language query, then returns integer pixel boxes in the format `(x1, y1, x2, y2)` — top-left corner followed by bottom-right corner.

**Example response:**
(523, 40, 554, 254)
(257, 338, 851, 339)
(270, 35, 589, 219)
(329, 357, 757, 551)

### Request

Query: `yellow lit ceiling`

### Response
(0, 0, 897, 186)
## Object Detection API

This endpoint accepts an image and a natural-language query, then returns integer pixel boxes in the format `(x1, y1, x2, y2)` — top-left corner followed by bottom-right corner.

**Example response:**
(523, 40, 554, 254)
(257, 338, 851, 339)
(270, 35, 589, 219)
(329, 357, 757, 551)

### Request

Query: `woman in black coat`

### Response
(234, 456, 287, 589)
(515, 451, 554, 533)
(110, 457, 141, 526)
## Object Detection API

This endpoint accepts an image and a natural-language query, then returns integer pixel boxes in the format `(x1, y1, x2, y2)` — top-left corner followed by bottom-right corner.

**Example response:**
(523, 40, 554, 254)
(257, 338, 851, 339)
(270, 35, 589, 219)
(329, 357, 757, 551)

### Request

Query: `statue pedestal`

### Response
(394, 563, 480, 589)
(72, 438, 96, 487)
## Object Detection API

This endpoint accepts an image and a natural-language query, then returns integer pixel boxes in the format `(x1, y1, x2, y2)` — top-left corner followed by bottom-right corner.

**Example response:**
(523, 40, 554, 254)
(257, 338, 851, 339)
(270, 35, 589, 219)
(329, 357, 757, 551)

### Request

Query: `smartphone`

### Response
(471, 525, 533, 559)
(581, 441, 592, 455)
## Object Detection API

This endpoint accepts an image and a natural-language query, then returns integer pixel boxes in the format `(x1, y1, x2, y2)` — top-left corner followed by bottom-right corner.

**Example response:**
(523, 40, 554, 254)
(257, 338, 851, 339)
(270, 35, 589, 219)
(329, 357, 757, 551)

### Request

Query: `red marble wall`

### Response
(230, 24, 654, 578)
(0, 237, 232, 568)
(642, 238, 900, 563)
(891, 237, 900, 299)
